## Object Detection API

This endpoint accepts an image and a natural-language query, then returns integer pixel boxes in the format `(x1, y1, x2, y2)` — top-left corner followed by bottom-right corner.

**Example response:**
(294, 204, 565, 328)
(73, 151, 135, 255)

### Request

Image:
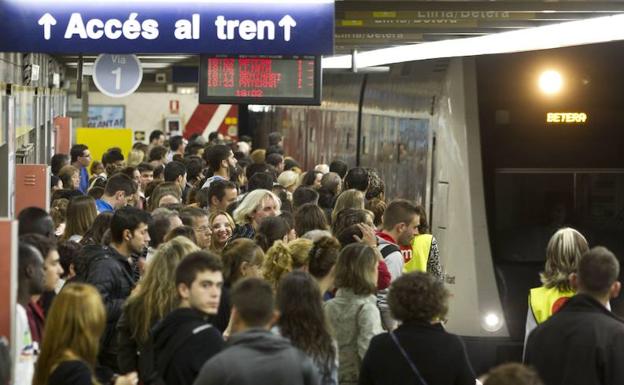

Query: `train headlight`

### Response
(482, 312, 504, 332)
(539, 70, 563, 95)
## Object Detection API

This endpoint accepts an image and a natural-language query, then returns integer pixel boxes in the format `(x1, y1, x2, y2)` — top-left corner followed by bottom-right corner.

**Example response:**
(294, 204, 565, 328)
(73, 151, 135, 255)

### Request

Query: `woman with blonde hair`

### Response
(126, 149, 145, 168)
(61, 196, 98, 242)
(277, 170, 299, 193)
(208, 210, 235, 252)
(525, 227, 589, 341)
(117, 236, 200, 381)
(250, 148, 266, 164)
(231, 189, 281, 240)
(331, 189, 365, 224)
(263, 238, 313, 291)
(324, 243, 383, 385)
(33, 283, 137, 385)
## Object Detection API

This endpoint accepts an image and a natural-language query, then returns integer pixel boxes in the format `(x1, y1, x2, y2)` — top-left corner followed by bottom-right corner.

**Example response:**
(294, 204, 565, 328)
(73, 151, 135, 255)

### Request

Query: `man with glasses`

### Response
(180, 207, 212, 249)
(70, 144, 91, 193)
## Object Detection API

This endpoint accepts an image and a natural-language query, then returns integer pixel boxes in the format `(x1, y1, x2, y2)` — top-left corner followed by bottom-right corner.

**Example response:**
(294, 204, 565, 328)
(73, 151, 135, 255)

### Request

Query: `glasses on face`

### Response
(194, 226, 211, 233)
(81, 153, 91, 158)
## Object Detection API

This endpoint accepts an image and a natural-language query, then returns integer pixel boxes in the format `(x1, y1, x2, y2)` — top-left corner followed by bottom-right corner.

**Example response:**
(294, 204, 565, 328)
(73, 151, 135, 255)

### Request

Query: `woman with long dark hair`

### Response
(276, 271, 337, 385)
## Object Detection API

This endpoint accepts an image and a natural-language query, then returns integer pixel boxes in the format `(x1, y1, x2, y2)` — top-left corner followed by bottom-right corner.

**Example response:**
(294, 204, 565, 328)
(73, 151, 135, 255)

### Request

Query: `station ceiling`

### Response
(55, 1, 624, 72)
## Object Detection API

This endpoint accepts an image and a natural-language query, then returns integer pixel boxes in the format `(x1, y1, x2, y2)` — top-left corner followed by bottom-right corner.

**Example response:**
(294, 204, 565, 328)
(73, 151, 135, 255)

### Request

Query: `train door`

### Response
(492, 168, 624, 339)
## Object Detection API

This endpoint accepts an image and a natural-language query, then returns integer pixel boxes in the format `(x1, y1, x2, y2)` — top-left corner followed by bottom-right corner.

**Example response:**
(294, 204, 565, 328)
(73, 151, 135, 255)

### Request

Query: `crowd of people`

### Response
(5, 129, 622, 385)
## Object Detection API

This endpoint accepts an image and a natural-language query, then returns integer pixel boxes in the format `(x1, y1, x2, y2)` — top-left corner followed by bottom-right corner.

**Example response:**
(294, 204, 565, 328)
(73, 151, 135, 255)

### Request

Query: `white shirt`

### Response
(13, 304, 35, 385)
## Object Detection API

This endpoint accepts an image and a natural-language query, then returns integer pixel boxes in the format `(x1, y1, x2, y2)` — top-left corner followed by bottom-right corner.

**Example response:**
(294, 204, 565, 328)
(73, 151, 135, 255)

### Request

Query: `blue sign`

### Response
(93, 54, 143, 97)
(0, 1, 334, 55)
(88, 105, 125, 128)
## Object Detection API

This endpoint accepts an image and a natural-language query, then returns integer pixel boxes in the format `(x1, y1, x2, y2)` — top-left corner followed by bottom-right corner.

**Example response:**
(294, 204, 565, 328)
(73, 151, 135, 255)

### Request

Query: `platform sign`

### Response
(0, 1, 334, 55)
(93, 54, 143, 98)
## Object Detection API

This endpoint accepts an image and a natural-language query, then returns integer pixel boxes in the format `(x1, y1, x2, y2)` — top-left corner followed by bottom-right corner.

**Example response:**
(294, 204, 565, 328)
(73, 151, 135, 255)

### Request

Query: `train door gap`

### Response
(428, 133, 437, 227)
(355, 74, 368, 167)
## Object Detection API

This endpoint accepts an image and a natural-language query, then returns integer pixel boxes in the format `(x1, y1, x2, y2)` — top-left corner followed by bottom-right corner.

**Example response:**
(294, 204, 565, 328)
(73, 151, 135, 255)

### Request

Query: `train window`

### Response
(493, 170, 624, 262)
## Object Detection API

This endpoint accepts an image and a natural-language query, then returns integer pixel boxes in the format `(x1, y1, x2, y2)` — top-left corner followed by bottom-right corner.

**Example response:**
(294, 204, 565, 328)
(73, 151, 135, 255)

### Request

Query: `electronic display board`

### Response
(199, 55, 321, 105)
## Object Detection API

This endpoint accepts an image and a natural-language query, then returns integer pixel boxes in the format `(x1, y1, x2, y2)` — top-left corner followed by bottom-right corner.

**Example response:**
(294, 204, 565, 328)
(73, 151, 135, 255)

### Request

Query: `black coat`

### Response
(153, 308, 225, 385)
(83, 245, 137, 371)
(359, 322, 475, 385)
(525, 294, 624, 385)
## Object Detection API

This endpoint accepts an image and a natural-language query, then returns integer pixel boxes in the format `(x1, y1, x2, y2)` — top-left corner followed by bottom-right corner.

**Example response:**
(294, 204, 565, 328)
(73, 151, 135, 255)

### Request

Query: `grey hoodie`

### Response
(193, 328, 320, 385)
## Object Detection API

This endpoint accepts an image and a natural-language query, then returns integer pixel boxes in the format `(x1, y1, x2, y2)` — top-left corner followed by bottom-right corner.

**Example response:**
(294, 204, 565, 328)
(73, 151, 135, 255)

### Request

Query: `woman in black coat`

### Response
(359, 272, 475, 385)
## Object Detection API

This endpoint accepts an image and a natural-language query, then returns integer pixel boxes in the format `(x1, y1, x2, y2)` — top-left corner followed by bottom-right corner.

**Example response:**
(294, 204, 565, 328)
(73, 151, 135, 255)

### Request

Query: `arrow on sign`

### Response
(278, 15, 296, 42)
(38, 13, 57, 40)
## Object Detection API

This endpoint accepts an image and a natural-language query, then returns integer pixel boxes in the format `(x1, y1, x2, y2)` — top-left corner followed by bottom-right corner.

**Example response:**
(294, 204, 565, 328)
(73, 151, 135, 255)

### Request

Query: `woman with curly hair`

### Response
(116, 236, 200, 382)
(359, 272, 475, 385)
(308, 236, 341, 297)
(263, 238, 313, 291)
(276, 271, 338, 385)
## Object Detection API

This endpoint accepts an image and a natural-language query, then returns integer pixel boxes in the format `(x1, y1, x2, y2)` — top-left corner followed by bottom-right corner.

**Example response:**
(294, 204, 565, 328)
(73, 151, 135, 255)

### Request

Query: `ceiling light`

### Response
(322, 55, 352, 69)
(327, 14, 624, 70)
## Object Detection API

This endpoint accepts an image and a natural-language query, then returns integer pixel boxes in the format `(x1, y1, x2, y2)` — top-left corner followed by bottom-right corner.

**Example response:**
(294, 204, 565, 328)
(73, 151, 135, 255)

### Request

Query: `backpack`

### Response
(379, 242, 401, 260)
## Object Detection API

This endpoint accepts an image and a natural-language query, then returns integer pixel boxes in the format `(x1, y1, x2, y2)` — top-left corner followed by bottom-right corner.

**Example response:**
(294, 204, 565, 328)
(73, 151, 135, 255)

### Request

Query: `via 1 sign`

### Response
(92, 54, 143, 98)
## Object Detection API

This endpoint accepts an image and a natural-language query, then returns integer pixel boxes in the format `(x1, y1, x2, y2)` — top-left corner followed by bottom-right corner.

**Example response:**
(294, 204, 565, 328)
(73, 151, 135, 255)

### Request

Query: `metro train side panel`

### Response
(249, 58, 507, 343)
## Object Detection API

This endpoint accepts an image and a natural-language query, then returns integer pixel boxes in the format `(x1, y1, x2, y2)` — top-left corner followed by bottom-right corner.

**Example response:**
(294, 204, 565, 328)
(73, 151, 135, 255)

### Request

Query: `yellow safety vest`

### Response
(528, 286, 575, 324)
(404, 234, 433, 273)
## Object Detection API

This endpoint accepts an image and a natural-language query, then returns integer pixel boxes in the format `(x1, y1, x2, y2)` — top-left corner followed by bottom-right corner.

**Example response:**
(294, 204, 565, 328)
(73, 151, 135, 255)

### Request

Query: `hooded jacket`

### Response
(153, 308, 224, 385)
(193, 328, 320, 385)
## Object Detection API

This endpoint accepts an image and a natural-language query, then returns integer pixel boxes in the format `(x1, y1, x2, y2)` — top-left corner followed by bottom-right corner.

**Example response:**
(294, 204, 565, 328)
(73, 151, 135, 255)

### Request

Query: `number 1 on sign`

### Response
(111, 67, 122, 90)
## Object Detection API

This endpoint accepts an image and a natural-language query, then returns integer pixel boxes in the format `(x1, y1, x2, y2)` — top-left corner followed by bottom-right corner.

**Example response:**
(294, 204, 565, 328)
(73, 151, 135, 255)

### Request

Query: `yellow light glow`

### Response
(539, 70, 563, 94)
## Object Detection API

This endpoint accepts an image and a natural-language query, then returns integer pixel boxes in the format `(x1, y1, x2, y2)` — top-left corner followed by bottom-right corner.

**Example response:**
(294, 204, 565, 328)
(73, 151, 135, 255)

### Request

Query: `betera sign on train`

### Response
(0, 0, 334, 55)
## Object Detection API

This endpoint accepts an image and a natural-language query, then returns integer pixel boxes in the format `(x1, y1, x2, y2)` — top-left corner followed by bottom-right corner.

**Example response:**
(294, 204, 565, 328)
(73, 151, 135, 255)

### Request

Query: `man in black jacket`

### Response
(85, 207, 151, 372)
(193, 278, 319, 385)
(525, 246, 624, 385)
(153, 251, 225, 385)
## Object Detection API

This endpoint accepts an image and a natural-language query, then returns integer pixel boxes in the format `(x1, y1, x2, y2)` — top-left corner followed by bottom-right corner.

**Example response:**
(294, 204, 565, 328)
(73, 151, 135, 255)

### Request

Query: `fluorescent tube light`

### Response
(327, 14, 624, 70)
(321, 54, 352, 69)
